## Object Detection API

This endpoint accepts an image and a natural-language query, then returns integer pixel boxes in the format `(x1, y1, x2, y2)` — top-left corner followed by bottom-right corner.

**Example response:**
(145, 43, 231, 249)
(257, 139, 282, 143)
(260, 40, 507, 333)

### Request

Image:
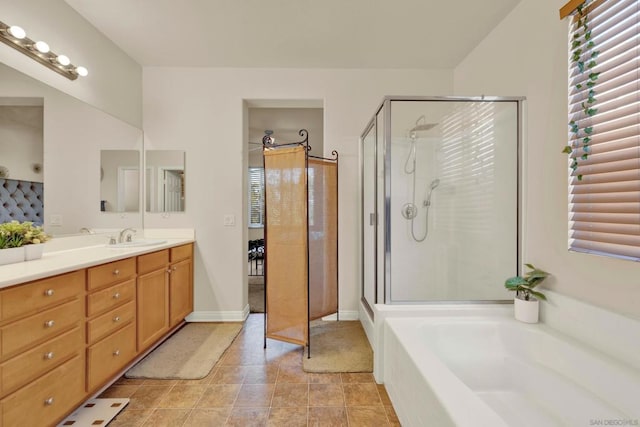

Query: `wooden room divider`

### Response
(262, 129, 338, 357)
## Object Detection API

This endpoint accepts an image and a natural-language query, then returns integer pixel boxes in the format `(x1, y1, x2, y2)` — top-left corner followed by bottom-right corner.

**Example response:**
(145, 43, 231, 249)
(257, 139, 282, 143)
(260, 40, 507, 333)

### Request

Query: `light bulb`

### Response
(8, 25, 26, 39)
(56, 55, 70, 66)
(75, 66, 88, 77)
(34, 41, 49, 53)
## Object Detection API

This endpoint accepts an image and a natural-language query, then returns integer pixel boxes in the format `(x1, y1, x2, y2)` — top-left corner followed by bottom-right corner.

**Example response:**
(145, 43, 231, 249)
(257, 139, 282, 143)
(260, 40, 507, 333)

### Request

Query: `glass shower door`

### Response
(361, 120, 376, 315)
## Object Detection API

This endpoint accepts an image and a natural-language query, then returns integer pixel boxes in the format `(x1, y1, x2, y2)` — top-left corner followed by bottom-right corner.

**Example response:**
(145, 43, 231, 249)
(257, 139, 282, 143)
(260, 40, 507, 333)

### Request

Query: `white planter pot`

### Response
(24, 244, 44, 261)
(514, 296, 539, 323)
(0, 247, 25, 266)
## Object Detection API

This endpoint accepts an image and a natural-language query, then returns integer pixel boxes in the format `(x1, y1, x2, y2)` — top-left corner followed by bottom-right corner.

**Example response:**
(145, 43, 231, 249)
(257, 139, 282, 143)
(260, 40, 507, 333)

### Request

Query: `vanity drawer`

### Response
(138, 249, 169, 275)
(87, 301, 135, 345)
(1, 354, 84, 427)
(0, 327, 83, 396)
(1, 299, 83, 358)
(87, 322, 136, 391)
(170, 243, 193, 262)
(0, 270, 84, 321)
(87, 258, 136, 291)
(87, 279, 135, 317)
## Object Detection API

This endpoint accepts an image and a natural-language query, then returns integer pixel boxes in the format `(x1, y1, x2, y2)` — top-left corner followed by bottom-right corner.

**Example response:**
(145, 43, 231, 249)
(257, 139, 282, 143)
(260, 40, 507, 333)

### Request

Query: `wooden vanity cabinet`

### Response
(169, 244, 193, 327)
(0, 270, 86, 427)
(137, 249, 170, 352)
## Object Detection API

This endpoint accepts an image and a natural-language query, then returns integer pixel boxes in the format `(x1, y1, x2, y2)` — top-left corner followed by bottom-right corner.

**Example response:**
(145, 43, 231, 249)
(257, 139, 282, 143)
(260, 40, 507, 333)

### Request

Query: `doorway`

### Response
(245, 102, 324, 313)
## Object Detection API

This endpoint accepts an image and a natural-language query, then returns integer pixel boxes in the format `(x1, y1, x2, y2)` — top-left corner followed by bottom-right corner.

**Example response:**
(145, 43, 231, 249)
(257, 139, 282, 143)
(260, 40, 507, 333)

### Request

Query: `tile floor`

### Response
(103, 314, 400, 426)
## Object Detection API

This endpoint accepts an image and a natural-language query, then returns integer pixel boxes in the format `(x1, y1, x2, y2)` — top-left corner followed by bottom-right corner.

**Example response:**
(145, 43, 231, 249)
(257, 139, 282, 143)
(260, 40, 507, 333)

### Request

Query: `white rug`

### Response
(125, 322, 242, 379)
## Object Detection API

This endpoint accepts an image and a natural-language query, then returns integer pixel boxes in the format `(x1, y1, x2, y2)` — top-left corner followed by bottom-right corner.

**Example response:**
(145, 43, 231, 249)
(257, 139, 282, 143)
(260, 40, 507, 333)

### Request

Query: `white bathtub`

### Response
(383, 316, 640, 427)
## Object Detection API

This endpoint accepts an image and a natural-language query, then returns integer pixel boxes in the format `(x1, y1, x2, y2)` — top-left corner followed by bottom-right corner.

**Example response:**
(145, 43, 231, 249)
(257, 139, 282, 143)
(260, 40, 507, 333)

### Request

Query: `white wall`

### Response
(0, 0, 142, 127)
(143, 67, 452, 317)
(454, 0, 640, 320)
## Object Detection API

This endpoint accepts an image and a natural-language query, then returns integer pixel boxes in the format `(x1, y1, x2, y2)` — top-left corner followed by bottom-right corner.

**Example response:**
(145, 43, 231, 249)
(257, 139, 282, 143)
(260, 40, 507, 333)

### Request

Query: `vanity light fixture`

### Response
(0, 20, 88, 81)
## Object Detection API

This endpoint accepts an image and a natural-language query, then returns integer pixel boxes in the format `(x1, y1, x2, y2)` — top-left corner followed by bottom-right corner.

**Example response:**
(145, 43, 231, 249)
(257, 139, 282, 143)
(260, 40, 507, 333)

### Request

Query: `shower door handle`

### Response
(369, 213, 376, 226)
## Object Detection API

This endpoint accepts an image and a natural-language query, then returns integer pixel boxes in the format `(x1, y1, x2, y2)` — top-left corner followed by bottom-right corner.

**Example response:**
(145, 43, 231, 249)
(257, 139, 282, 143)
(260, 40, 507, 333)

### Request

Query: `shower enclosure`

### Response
(361, 97, 523, 313)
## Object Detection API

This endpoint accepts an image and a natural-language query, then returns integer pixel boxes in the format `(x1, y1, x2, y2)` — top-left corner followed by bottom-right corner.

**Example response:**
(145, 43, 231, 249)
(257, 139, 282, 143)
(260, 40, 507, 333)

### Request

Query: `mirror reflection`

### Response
(100, 150, 140, 213)
(0, 62, 143, 235)
(145, 150, 185, 212)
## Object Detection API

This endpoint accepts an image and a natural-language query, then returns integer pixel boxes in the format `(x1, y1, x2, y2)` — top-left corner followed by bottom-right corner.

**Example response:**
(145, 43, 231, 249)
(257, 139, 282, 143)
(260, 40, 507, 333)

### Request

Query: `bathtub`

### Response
(383, 316, 640, 427)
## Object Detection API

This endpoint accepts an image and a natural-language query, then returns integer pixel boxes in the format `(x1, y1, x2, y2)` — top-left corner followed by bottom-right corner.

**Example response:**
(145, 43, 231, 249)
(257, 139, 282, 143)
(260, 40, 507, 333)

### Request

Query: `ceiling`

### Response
(64, 0, 521, 69)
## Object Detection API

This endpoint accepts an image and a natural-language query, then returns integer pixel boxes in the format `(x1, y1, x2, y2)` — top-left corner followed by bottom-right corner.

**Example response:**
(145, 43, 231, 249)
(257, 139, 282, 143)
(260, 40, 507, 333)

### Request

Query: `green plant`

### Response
(562, 0, 600, 181)
(0, 221, 50, 249)
(505, 264, 549, 301)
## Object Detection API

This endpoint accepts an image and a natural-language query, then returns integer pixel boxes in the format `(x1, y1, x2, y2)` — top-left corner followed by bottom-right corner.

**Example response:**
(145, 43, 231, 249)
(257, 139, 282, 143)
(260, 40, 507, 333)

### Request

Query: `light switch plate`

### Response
(223, 214, 235, 226)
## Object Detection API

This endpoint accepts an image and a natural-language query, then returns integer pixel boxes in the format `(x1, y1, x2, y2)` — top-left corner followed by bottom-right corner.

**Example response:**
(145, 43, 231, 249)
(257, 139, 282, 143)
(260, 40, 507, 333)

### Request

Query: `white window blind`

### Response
(568, 0, 640, 261)
(248, 167, 265, 227)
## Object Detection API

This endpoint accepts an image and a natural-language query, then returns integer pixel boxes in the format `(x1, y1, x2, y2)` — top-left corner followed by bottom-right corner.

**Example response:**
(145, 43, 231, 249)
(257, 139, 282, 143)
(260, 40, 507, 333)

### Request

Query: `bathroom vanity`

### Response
(0, 240, 193, 426)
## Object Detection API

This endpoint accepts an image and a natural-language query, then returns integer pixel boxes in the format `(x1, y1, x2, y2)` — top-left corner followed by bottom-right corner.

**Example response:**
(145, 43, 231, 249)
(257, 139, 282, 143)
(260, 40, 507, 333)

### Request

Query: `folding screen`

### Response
(262, 130, 339, 354)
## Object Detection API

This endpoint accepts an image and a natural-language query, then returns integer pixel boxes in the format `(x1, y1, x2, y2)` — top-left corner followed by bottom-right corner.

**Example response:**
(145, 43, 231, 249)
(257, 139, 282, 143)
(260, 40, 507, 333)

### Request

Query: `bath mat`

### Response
(57, 398, 128, 426)
(125, 322, 242, 379)
(303, 320, 373, 373)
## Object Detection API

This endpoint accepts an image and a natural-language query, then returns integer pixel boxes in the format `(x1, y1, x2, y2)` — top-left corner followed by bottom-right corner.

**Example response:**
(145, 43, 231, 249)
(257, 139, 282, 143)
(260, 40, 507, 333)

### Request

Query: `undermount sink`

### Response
(107, 239, 167, 248)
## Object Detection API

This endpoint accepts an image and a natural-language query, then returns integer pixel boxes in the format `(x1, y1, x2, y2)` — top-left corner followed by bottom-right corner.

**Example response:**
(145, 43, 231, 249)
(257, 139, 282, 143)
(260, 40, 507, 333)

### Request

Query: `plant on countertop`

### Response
(0, 221, 50, 249)
(505, 264, 549, 301)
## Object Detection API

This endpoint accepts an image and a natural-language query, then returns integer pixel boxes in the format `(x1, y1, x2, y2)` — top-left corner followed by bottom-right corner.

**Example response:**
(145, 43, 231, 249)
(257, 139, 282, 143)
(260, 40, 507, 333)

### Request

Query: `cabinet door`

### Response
(169, 258, 192, 327)
(136, 268, 169, 351)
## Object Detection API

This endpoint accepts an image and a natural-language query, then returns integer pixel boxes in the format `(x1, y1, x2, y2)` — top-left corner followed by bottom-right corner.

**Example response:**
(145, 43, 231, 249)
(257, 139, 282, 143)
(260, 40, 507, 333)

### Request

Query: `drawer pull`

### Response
(113, 269, 120, 275)
(44, 289, 55, 297)
(166, 269, 172, 274)
(172, 266, 178, 271)
(44, 351, 55, 360)
(113, 292, 121, 299)
(44, 320, 55, 328)
(113, 316, 121, 322)
(113, 349, 120, 356)
(44, 397, 54, 406)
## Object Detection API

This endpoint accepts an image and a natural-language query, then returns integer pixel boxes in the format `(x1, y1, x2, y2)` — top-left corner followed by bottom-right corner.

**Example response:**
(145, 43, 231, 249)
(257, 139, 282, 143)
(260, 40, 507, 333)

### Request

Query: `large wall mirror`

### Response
(0, 61, 143, 235)
(145, 150, 185, 213)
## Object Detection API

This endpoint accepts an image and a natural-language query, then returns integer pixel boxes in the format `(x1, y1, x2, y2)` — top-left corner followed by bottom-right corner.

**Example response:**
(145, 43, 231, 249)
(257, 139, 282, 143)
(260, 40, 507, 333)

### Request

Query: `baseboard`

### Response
(321, 310, 359, 321)
(186, 305, 250, 322)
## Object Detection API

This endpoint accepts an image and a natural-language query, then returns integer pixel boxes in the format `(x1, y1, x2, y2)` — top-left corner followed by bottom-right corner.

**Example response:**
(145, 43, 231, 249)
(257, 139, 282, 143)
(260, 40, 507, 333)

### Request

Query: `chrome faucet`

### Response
(118, 228, 136, 243)
(79, 227, 94, 234)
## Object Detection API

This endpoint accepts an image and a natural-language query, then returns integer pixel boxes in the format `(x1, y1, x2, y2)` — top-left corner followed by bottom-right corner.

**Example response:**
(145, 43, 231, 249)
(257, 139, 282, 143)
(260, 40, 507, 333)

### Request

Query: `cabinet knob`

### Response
(44, 352, 55, 360)
(113, 269, 120, 275)
(44, 320, 55, 328)
(113, 316, 121, 322)
(44, 289, 54, 297)
(172, 266, 177, 271)
(113, 349, 120, 356)
(44, 397, 54, 406)
(113, 292, 121, 299)
(166, 269, 172, 274)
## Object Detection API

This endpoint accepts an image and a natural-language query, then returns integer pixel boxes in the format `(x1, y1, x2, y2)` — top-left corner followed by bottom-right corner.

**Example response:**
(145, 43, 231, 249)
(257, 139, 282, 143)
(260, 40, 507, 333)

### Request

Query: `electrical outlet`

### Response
(223, 214, 236, 226)
(50, 214, 62, 226)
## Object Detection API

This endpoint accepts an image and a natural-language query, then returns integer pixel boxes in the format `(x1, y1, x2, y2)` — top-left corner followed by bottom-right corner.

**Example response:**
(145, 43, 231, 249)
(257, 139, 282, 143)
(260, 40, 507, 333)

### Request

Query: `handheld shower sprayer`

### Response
(424, 178, 440, 206)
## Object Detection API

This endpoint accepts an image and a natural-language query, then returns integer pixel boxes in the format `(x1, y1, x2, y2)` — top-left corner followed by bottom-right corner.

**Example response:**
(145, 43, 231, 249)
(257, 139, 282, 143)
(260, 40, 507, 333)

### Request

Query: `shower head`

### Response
(430, 178, 441, 190)
(410, 115, 437, 133)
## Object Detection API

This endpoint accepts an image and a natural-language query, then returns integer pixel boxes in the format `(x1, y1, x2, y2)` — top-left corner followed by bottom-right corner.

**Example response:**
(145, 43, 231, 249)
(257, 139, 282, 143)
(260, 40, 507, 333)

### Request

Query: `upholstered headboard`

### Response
(0, 178, 44, 226)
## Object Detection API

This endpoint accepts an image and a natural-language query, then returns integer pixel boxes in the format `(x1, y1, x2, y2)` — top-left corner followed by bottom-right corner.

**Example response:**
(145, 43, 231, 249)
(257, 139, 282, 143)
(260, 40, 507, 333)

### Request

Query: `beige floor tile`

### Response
(107, 409, 153, 427)
(342, 383, 382, 406)
(244, 365, 279, 384)
(385, 405, 401, 426)
(276, 364, 308, 384)
(226, 407, 269, 426)
(142, 379, 179, 386)
(99, 385, 140, 399)
(184, 407, 232, 426)
(267, 407, 307, 426)
(210, 366, 248, 384)
(234, 383, 275, 407)
(140, 408, 190, 426)
(307, 406, 348, 427)
(347, 406, 390, 426)
(271, 383, 308, 407)
(308, 384, 344, 407)
(196, 384, 242, 407)
(127, 385, 172, 409)
(156, 384, 206, 408)
(340, 373, 375, 383)
(307, 373, 341, 384)
(377, 384, 392, 405)
(176, 367, 217, 385)
(114, 377, 146, 386)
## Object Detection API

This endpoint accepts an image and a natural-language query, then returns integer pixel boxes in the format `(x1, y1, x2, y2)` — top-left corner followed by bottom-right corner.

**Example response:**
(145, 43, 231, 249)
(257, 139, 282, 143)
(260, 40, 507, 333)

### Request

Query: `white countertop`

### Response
(0, 230, 195, 289)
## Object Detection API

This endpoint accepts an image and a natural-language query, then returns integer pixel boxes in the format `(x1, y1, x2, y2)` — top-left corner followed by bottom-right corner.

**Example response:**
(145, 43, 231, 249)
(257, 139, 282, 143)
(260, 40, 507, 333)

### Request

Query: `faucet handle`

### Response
(109, 236, 116, 245)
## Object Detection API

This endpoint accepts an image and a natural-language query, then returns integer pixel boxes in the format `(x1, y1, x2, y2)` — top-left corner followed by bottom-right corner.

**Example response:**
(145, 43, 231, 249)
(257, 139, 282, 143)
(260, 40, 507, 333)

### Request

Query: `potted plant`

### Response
(505, 263, 549, 323)
(0, 221, 50, 265)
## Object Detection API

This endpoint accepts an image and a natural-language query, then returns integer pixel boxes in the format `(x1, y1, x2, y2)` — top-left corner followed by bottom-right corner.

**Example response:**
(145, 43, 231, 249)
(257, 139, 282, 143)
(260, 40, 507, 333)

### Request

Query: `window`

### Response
(248, 167, 265, 228)
(566, 0, 640, 261)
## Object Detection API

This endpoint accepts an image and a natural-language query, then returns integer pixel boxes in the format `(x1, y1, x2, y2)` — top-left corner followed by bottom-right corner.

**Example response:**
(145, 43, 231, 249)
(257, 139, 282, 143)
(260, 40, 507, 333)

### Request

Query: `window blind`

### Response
(248, 167, 265, 227)
(568, 0, 640, 261)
